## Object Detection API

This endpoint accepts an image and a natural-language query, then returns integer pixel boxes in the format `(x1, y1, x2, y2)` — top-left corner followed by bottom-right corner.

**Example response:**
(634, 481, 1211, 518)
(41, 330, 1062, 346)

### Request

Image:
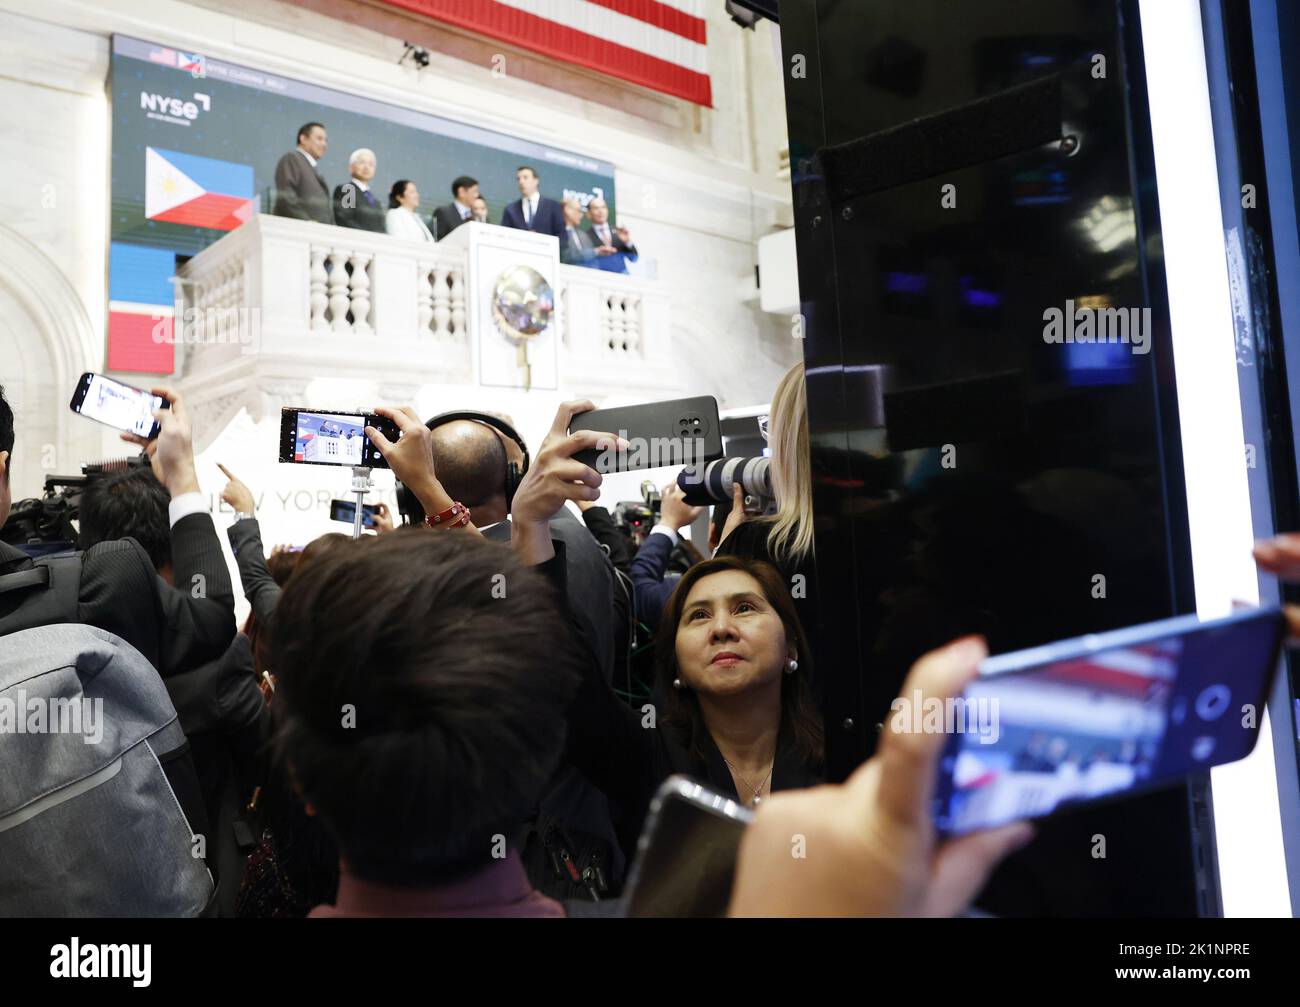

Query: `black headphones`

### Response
(395, 410, 531, 524)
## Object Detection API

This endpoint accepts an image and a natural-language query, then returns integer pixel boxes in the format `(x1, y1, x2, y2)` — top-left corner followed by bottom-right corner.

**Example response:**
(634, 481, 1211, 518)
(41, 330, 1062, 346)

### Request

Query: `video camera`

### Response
(0, 454, 150, 554)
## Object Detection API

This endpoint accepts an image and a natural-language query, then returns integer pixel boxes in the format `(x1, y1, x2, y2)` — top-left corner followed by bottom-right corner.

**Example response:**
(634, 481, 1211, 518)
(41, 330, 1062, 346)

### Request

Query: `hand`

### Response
(717, 482, 747, 548)
(576, 498, 600, 513)
(365, 406, 449, 516)
(615, 227, 631, 245)
(596, 245, 617, 256)
(121, 387, 197, 496)
(510, 400, 624, 564)
(1253, 534, 1300, 638)
(728, 637, 1034, 917)
(370, 502, 394, 534)
(217, 463, 255, 515)
(660, 482, 702, 531)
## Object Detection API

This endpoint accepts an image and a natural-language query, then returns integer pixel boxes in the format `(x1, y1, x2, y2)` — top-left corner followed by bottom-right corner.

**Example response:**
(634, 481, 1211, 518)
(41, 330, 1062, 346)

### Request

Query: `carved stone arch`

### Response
(0, 225, 102, 496)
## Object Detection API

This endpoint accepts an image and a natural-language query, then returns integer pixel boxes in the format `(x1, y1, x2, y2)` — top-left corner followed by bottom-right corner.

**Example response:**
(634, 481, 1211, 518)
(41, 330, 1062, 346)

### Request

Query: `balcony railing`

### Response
(173, 214, 676, 442)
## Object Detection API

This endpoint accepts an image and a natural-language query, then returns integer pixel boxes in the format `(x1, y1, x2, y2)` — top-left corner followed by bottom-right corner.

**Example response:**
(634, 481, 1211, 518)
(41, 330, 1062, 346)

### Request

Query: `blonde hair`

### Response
(762, 360, 814, 565)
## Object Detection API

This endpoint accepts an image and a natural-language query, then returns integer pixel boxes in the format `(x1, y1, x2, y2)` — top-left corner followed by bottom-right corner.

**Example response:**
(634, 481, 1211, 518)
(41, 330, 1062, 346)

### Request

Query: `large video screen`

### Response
(108, 35, 616, 373)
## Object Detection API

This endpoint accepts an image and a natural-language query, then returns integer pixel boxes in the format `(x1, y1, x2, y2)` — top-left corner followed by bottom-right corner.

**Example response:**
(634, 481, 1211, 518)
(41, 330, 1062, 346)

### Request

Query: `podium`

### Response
(437, 222, 561, 391)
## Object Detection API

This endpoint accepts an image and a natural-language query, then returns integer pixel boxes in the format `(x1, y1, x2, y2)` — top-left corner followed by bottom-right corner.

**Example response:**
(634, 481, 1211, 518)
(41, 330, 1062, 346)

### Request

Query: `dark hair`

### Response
(297, 122, 325, 143)
(270, 531, 582, 886)
(516, 165, 538, 180)
(427, 421, 508, 510)
(0, 384, 12, 482)
(451, 175, 478, 198)
(246, 533, 352, 674)
(655, 554, 823, 769)
(77, 465, 172, 570)
(388, 179, 414, 209)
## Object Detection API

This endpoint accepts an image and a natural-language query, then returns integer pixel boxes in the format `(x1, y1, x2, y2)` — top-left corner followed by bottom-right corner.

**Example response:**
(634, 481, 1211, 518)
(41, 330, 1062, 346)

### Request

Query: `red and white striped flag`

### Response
(383, 0, 712, 106)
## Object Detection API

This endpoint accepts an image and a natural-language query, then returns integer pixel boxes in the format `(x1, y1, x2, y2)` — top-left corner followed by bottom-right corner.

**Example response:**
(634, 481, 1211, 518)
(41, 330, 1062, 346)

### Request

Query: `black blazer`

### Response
(227, 518, 280, 627)
(0, 512, 236, 678)
(432, 202, 472, 239)
(332, 182, 386, 233)
(273, 150, 333, 224)
(538, 541, 822, 844)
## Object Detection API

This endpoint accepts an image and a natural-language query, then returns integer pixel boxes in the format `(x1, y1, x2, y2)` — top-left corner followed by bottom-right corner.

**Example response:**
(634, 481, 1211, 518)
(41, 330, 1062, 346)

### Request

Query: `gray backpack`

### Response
(0, 624, 215, 916)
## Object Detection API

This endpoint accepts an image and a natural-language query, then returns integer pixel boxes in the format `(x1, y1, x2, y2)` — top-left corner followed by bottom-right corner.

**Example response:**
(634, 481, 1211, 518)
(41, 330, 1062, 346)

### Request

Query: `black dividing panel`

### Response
(780, 0, 1204, 916)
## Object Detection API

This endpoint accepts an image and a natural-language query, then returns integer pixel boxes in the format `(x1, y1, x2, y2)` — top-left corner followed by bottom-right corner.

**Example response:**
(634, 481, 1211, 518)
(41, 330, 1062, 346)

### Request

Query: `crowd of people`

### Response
(5, 361, 1297, 917)
(271, 122, 638, 272)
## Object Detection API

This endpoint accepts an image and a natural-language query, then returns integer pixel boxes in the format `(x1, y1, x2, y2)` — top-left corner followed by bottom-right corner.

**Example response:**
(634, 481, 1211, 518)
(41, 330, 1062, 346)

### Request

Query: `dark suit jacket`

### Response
(0, 512, 236, 679)
(332, 182, 386, 233)
(227, 518, 280, 627)
(629, 530, 678, 633)
(273, 150, 333, 224)
(432, 202, 473, 240)
(500, 196, 565, 239)
(583, 223, 638, 260)
(560, 225, 599, 267)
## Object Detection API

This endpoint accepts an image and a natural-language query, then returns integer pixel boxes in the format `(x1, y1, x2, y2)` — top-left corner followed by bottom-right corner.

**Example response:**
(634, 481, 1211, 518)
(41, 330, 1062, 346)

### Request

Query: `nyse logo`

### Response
(140, 91, 211, 125)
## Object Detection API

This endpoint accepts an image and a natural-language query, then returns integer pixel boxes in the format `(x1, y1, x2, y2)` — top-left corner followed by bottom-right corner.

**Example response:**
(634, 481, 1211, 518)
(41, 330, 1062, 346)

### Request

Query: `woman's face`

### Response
(401, 183, 420, 209)
(675, 570, 791, 698)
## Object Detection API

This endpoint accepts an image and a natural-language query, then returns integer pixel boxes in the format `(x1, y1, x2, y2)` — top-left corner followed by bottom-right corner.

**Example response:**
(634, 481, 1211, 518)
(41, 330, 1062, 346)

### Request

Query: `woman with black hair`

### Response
(564, 553, 824, 838)
(385, 179, 435, 241)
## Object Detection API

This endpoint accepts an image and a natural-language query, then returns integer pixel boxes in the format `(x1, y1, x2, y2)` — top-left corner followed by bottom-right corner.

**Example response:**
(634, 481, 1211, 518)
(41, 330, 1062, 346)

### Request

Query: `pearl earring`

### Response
(673, 678, 683, 690)
(786, 658, 798, 674)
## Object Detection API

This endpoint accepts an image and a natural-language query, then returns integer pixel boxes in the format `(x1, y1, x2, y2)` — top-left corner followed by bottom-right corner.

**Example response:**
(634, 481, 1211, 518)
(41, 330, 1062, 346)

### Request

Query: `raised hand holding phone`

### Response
(509, 399, 624, 565)
(365, 406, 477, 534)
(121, 388, 198, 497)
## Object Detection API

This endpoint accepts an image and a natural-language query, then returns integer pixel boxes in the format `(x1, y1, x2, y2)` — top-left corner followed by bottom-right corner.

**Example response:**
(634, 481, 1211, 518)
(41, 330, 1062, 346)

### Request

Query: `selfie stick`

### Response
(350, 466, 373, 541)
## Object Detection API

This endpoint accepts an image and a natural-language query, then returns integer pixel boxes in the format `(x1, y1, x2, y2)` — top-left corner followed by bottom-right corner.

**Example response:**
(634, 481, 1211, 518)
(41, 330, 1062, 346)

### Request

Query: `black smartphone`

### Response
(278, 408, 399, 469)
(931, 607, 1287, 837)
(569, 396, 724, 474)
(69, 372, 169, 439)
(330, 499, 378, 528)
(621, 776, 754, 918)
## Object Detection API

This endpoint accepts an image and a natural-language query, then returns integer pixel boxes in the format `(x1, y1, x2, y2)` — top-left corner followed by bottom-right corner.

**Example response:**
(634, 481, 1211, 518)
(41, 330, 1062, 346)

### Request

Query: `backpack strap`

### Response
(0, 567, 50, 597)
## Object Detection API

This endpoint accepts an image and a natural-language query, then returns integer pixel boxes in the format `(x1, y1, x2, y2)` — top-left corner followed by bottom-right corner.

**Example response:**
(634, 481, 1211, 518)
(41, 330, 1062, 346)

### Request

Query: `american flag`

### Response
(384, 0, 711, 106)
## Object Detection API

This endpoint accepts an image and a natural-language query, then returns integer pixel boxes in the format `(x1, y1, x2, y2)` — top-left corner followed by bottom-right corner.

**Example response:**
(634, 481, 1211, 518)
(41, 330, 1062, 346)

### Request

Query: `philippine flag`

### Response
(145, 147, 255, 231)
(178, 51, 206, 77)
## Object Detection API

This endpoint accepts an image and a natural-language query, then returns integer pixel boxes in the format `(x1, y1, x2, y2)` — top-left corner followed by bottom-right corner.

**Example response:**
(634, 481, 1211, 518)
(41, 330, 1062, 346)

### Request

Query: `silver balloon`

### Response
(492, 265, 554, 337)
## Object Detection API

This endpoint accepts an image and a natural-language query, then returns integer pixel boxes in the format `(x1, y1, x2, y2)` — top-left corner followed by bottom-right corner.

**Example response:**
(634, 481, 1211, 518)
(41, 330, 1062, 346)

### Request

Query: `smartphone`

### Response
(931, 607, 1287, 837)
(69, 372, 169, 439)
(621, 776, 754, 918)
(330, 499, 378, 528)
(569, 396, 724, 474)
(278, 408, 400, 469)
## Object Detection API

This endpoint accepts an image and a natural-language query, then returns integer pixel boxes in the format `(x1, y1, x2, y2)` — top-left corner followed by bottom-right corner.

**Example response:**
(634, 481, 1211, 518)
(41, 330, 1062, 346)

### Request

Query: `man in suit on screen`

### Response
(500, 166, 564, 239)
(273, 122, 333, 224)
(559, 199, 599, 267)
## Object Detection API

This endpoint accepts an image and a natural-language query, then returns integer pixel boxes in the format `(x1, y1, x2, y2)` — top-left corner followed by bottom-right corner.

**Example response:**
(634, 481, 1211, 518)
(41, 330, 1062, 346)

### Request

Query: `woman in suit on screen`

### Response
(385, 179, 435, 242)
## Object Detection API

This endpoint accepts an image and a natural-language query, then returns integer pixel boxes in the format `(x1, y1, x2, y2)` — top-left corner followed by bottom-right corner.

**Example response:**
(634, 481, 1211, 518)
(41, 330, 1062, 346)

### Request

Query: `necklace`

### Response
(722, 755, 775, 806)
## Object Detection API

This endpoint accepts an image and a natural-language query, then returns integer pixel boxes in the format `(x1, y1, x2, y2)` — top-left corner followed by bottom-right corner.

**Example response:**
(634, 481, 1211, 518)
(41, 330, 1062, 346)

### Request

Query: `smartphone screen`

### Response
(278, 408, 398, 469)
(69, 372, 166, 439)
(931, 608, 1285, 837)
(330, 499, 377, 528)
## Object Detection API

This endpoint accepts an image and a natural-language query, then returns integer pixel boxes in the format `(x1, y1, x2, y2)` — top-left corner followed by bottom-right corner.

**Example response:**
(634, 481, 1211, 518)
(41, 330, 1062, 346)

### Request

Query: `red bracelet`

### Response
(424, 501, 470, 529)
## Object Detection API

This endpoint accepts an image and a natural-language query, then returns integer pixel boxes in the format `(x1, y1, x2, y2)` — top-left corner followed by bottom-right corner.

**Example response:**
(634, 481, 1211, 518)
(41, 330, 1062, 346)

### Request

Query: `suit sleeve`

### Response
(535, 543, 664, 813)
(156, 512, 237, 676)
(227, 518, 281, 627)
(630, 531, 677, 633)
(333, 184, 356, 228)
(274, 155, 308, 220)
